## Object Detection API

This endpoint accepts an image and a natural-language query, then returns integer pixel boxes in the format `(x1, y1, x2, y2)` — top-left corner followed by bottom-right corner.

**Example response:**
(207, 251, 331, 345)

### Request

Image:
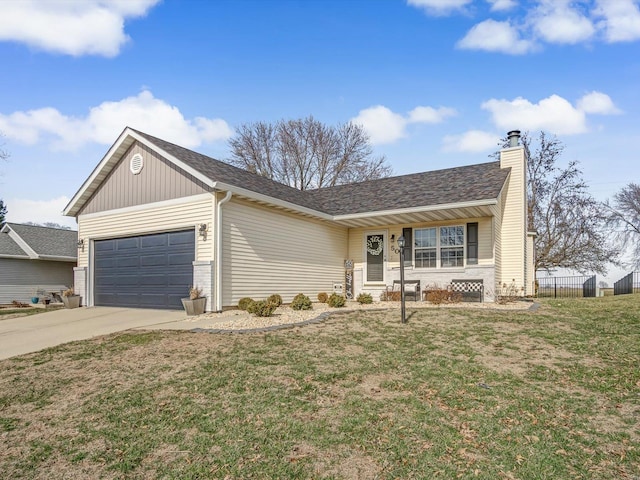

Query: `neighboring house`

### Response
(63, 127, 535, 311)
(0, 223, 77, 304)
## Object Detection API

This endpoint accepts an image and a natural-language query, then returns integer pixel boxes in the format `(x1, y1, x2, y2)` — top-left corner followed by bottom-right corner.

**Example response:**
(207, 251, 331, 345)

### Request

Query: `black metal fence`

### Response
(613, 272, 640, 295)
(537, 275, 597, 298)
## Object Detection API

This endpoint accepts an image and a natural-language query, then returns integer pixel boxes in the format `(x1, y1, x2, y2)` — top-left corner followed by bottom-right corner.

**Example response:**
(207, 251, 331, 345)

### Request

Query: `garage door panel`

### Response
(116, 256, 139, 268)
(94, 230, 195, 310)
(117, 238, 139, 250)
(170, 231, 197, 246)
(140, 235, 168, 248)
(169, 252, 194, 266)
(140, 254, 168, 267)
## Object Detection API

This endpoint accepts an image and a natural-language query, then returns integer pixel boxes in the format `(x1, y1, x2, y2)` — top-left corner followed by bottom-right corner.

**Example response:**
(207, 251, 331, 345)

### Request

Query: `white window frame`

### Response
(412, 224, 466, 269)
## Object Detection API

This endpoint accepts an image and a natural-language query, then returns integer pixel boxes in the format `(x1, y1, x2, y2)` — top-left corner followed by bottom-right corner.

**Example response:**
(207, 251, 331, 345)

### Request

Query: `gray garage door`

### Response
(94, 230, 195, 309)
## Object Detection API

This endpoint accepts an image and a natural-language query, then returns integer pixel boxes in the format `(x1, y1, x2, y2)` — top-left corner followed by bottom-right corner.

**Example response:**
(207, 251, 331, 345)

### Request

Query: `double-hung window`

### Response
(440, 226, 464, 267)
(414, 228, 437, 268)
(412, 225, 466, 268)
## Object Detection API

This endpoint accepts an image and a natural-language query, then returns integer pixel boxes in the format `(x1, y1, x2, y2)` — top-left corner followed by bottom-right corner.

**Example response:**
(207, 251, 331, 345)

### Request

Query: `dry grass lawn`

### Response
(0, 296, 638, 479)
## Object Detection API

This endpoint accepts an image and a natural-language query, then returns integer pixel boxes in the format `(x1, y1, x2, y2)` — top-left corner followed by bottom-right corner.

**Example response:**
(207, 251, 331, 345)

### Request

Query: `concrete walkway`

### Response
(0, 307, 188, 360)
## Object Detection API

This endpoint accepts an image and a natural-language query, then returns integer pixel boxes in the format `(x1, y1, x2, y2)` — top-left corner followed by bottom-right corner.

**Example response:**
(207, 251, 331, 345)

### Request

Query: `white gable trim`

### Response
(0, 224, 38, 259)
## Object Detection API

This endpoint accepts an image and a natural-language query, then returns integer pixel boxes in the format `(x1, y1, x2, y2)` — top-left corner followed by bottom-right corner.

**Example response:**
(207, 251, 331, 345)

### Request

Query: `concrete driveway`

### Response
(0, 307, 187, 360)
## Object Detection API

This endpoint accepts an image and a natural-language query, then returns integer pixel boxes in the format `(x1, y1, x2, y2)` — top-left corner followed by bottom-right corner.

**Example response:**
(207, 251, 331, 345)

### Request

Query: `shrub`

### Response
(238, 297, 254, 310)
(317, 292, 328, 303)
(267, 294, 283, 307)
(380, 290, 401, 301)
(327, 293, 346, 308)
(356, 292, 373, 304)
(189, 286, 203, 300)
(495, 281, 524, 304)
(291, 293, 312, 311)
(426, 289, 462, 305)
(247, 300, 277, 317)
(62, 288, 75, 297)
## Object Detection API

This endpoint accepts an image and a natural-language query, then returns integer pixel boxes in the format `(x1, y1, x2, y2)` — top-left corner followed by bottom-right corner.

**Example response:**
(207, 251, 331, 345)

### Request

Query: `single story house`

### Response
(63, 127, 535, 311)
(0, 223, 77, 304)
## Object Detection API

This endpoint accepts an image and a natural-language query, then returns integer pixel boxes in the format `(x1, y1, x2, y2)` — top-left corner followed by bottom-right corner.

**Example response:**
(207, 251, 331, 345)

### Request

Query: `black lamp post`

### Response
(397, 235, 406, 324)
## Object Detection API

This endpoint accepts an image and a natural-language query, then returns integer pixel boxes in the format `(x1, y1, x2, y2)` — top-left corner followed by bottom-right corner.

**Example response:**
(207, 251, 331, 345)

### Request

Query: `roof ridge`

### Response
(7, 222, 77, 232)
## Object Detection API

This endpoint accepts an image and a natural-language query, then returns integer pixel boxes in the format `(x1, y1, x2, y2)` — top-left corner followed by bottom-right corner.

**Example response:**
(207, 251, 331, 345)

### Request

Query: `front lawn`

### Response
(0, 296, 638, 479)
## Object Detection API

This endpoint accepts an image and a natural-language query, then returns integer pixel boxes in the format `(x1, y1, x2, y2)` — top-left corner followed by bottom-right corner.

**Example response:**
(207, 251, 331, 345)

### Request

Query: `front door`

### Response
(365, 232, 386, 284)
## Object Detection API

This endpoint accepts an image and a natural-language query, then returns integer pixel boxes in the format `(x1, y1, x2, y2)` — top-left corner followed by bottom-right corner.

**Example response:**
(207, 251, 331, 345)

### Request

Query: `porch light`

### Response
(397, 235, 406, 324)
(77, 238, 84, 249)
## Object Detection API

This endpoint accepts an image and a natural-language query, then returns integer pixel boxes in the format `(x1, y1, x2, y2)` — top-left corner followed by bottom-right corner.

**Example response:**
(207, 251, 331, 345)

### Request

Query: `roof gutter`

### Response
(215, 190, 233, 312)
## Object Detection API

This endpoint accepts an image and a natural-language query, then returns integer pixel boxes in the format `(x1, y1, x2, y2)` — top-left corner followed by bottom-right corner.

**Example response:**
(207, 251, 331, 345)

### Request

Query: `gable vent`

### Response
(130, 153, 144, 175)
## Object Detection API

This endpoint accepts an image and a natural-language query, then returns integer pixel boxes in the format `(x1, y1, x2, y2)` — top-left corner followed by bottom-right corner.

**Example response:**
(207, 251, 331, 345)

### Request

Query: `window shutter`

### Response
(402, 227, 412, 268)
(467, 222, 478, 265)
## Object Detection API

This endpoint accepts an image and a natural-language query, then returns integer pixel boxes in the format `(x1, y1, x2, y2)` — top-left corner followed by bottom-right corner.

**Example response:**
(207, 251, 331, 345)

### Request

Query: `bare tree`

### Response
(228, 116, 392, 190)
(494, 131, 618, 274)
(24, 221, 72, 230)
(1, 133, 9, 225)
(604, 183, 640, 269)
(0, 199, 6, 224)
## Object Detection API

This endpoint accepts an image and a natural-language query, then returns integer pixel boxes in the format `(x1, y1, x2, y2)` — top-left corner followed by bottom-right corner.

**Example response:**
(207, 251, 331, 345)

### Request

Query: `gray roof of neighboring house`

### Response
(131, 130, 510, 216)
(0, 229, 28, 257)
(1, 223, 77, 259)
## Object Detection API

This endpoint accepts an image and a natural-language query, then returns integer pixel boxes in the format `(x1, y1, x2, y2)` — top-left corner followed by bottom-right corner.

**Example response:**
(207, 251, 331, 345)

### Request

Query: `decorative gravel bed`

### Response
(191, 300, 535, 332)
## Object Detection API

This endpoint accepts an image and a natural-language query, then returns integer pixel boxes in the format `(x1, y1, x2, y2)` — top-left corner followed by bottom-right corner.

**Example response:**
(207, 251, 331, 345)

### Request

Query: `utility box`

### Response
(333, 283, 343, 295)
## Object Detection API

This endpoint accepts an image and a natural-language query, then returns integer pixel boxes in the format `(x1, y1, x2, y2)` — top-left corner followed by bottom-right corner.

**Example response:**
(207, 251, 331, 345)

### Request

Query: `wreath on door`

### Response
(366, 236, 383, 256)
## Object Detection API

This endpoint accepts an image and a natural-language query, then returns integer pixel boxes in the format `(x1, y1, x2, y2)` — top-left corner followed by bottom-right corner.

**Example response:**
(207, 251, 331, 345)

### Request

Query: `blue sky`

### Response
(0, 0, 638, 278)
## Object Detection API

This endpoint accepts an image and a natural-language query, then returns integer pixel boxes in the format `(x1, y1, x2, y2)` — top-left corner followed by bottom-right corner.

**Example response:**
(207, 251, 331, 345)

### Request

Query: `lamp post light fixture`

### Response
(397, 235, 406, 324)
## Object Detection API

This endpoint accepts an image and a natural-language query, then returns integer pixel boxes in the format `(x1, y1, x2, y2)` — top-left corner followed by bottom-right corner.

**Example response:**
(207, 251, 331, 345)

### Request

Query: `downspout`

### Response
(215, 191, 233, 312)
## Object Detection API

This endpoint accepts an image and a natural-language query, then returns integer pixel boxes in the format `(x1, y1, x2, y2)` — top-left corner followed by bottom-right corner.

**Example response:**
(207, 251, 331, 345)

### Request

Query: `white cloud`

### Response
(487, 0, 517, 11)
(0, 0, 160, 57)
(408, 106, 457, 123)
(0, 90, 234, 151)
(457, 19, 536, 54)
(352, 104, 457, 145)
(442, 130, 500, 153)
(595, 0, 640, 42)
(406, 0, 472, 15)
(6, 197, 77, 229)
(481, 92, 621, 135)
(531, 1, 596, 44)
(577, 91, 622, 114)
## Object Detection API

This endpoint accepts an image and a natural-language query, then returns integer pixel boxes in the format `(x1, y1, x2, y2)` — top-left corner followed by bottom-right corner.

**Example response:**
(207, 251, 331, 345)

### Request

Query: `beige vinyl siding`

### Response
(349, 218, 494, 268)
(79, 142, 209, 215)
(491, 189, 506, 288)
(499, 147, 526, 289)
(221, 198, 348, 306)
(77, 195, 214, 267)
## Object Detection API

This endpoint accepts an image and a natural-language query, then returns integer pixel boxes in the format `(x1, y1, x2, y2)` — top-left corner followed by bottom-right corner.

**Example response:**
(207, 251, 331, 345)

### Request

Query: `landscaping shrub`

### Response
(267, 294, 283, 307)
(327, 293, 346, 308)
(238, 297, 254, 310)
(291, 293, 312, 311)
(356, 292, 373, 304)
(317, 292, 328, 303)
(495, 282, 524, 304)
(380, 290, 400, 301)
(426, 289, 462, 305)
(247, 300, 277, 317)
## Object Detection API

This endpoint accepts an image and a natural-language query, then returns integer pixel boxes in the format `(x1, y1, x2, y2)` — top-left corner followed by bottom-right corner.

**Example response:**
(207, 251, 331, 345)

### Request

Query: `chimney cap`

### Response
(507, 130, 521, 147)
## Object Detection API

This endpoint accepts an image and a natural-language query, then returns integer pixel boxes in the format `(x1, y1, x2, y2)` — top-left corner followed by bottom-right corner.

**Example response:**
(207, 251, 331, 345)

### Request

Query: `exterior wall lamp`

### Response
(397, 235, 406, 324)
(198, 223, 208, 240)
(77, 238, 84, 249)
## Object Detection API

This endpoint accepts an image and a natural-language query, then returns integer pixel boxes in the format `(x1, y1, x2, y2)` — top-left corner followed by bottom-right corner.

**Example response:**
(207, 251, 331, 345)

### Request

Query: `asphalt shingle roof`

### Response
(134, 130, 509, 217)
(5, 223, 77, 258)
(0, 230, 28, 257)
